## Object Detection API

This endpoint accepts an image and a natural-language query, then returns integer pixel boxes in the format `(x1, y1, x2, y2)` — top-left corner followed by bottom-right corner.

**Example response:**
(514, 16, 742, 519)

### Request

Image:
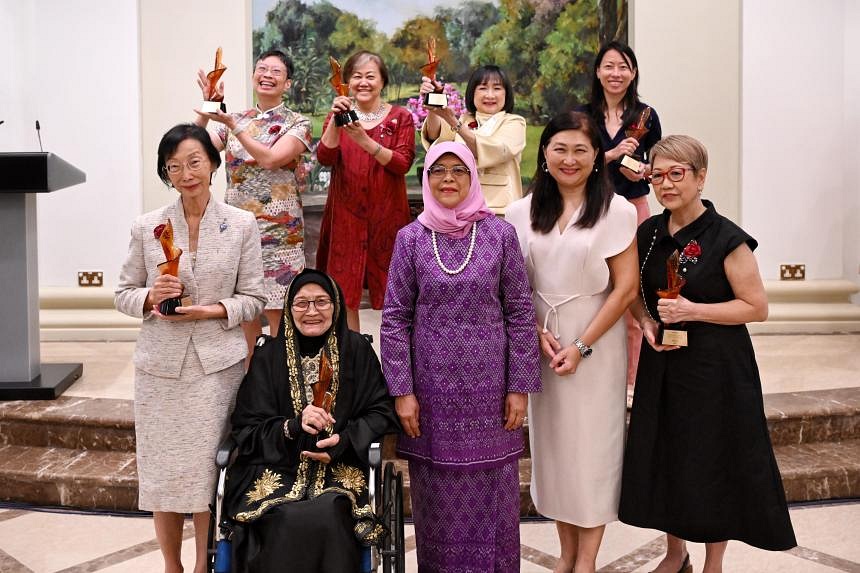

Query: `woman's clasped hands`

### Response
(538, 326, 582, 376)
(300, 403, 339, 463)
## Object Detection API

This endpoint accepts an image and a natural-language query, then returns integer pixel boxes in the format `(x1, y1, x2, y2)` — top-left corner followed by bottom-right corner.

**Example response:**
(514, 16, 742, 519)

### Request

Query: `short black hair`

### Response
(464, 65, 514, 114)
(156, 124, 221, 185)
(256, 49, 294, 80)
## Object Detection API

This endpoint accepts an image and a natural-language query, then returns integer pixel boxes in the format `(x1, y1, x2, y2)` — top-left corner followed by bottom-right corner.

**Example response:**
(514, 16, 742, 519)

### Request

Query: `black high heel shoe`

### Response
(650, 553, 691, 573)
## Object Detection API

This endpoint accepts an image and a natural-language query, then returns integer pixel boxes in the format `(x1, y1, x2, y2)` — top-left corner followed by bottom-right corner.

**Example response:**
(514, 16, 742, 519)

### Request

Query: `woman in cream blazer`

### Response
(420, 65, 527, 214)
(115, 124, 265, 573)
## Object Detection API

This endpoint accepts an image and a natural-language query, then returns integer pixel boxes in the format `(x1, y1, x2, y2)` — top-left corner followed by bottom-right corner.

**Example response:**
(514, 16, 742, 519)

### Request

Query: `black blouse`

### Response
(577, 102, 662, 200)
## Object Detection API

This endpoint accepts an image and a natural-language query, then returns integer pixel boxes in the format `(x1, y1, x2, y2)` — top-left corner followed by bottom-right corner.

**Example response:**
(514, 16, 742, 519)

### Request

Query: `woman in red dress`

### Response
(317, 51, 416, 331)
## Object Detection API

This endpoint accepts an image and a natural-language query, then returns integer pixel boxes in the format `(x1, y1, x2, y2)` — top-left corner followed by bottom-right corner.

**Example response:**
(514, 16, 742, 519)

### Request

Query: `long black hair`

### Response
(588, 41, 641, 127)
(528, 111, 613, 233)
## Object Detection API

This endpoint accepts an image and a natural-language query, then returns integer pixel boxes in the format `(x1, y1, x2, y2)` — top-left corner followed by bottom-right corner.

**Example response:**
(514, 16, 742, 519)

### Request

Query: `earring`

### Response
(541, 162, 548, 173)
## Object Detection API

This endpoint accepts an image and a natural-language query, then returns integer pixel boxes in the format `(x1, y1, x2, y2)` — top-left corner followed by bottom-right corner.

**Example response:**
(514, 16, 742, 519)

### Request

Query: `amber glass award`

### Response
(154, 219, 189, 315)
(620, 106, 652, 173)
(329, 57, 359, 127)
(655, 250, 689, 346)
(200, 47, 227, 113)
(311, 353, 335, 436)
(420, 37, 447, 108)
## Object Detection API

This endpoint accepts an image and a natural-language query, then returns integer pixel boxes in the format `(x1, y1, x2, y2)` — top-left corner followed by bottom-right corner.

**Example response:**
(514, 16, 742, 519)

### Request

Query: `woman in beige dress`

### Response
(115, 124, 266, 573)
(419, 64, 526, 214)
(506, 111, 638, 573)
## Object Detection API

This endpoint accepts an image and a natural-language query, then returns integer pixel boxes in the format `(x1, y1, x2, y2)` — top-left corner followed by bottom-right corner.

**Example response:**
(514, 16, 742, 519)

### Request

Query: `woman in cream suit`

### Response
(115, 124, 266, 573)
(419, 65, 526, 214)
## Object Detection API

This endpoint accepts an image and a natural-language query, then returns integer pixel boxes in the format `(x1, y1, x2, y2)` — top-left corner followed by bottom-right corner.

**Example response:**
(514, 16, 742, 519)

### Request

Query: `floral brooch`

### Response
(678, 240, 701, 275)
(468, 120, 479, 130)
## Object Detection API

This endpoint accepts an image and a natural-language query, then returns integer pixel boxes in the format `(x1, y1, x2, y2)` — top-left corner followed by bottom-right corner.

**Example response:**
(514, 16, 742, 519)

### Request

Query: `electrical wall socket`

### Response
(779, 264, 805, 281)
(78, 271, 104, 287)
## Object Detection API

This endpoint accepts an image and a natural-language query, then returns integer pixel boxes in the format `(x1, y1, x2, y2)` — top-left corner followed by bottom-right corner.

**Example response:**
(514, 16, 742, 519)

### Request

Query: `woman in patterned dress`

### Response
(317, 51, 416, 332)
(381, 142, 541, 572)
(196, 49, 312, 349)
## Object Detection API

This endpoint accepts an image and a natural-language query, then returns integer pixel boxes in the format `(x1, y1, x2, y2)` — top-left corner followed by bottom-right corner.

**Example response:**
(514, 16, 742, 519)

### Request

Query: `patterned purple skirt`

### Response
(409, 459, 521, 572)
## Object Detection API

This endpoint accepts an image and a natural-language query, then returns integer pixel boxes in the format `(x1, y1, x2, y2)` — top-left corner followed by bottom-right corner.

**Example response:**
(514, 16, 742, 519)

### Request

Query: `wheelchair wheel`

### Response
(380, 462, 406, 573)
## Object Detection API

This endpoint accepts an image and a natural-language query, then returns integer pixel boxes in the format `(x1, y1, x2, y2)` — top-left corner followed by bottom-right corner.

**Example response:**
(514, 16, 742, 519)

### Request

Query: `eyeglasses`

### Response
(291, 297, 333, 312)
(254, 65, 287, 79)
(164, 157, 207, 175)
(427, 165, 471, 178)
(648, 166, 694, 185)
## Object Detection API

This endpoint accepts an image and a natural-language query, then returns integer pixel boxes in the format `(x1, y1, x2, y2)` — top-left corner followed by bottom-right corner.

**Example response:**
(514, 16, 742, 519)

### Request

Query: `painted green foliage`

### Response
(253, 0, 624, 120)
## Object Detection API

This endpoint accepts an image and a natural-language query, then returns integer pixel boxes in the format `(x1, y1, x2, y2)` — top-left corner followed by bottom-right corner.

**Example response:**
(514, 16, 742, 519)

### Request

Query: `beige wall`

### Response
(631, 0, 742, 221)
(139, 0, 252, 212)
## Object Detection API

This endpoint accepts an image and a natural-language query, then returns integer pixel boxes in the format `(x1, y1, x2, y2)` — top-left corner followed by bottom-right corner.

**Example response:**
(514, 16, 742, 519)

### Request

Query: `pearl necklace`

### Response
(354, 103, 387, 122)
(432, 222, 477, 275)
(640, 227, 659, 322)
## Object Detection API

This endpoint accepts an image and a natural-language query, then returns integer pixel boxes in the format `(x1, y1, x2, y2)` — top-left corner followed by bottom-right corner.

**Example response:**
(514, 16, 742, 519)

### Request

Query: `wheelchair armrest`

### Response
(216, 435, 236, 469)
(368, 442, 382, 469)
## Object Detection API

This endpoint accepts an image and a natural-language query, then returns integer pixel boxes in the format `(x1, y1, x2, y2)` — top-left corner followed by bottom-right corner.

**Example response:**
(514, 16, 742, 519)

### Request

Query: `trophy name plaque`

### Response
(655, 250, 689, 347)
(620, 106, 652, 173)
(201, 47, 227, 114)
(154, 219, 190, 315)
(329, 57, 359, 127)
(421, 37, 448, 108)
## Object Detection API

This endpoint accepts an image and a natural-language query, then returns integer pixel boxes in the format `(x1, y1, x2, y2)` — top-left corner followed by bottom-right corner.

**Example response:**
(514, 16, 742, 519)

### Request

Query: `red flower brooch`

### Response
(679, 240, 701, 268)
(468, 121, 478, 130)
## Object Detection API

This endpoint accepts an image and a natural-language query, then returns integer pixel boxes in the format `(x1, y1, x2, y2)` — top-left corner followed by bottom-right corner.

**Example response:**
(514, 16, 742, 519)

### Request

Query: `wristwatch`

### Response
(573, 337, 593, 358)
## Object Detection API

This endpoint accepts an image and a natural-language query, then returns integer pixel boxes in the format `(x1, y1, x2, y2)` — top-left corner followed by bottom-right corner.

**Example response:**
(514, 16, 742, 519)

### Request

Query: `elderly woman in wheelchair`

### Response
(215, 269, 400, 573)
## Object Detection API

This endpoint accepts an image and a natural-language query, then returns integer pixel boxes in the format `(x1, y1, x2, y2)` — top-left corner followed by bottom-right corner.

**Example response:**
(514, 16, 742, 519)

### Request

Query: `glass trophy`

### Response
(620, 106, 652, 172)
(200, 47, 227, 113)
(655, 250, 689, 346)
(420, 37, 447, 108)
(329, 57, 359, 127)
(153, 219, 189, 315)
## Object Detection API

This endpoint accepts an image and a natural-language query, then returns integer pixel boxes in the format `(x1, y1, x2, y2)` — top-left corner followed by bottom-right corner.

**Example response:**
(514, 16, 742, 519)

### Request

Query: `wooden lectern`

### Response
(0, 152, 86, 399)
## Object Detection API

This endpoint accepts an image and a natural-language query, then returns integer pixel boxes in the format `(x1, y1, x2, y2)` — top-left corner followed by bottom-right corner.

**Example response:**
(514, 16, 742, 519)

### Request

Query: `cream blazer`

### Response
(422, 111, 527, 214)
(115, 197, 266, 379)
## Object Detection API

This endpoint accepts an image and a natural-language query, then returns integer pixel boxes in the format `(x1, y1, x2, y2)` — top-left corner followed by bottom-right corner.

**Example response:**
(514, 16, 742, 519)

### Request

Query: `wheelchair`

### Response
(206, 436, 406, 573)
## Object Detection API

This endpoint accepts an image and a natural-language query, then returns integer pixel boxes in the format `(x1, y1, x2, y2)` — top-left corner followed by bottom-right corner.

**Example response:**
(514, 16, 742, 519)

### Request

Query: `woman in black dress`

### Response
(619, 135, 795, 573)
(224, 269, 399, 572)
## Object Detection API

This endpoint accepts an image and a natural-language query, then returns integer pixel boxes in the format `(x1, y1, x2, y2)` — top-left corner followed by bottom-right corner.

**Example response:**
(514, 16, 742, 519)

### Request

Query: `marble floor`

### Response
(1, 502, 859, 572)
(1, 324, 858, 572)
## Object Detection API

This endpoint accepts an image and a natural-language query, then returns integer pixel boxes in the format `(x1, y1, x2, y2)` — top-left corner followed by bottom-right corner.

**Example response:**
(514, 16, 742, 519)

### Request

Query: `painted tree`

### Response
(434, 1, 501, 81)
(536, 0, 599, 113)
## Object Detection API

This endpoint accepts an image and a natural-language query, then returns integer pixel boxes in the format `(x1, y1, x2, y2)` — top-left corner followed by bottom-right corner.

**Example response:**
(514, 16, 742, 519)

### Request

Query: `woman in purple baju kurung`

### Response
(381, 142, 542, 572)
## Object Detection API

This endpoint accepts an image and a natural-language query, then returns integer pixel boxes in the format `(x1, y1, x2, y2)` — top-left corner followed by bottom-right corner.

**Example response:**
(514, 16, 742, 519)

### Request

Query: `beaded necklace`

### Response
(639, 227, 659, 322)
(431, 222, 477, 275)
(354, 102, 387, 122)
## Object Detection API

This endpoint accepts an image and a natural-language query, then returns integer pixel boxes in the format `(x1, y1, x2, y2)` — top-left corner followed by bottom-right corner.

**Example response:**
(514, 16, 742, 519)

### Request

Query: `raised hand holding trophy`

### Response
(420, 37, 448, 108)
(655, 250, 688, 346)
(200, 47, 227, 113)
(154, 219, 190, 315)
(329, 57, 359, 127)
(619, 106, 652, 173)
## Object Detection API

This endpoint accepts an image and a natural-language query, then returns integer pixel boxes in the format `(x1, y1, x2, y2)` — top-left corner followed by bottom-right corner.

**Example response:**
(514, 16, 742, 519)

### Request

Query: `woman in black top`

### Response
(619, 135, 795, 573)
(578, 40, 662, 390)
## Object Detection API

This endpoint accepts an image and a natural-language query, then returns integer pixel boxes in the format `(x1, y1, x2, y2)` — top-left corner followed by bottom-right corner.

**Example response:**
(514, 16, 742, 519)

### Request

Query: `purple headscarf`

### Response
(417, 142, 493, 239)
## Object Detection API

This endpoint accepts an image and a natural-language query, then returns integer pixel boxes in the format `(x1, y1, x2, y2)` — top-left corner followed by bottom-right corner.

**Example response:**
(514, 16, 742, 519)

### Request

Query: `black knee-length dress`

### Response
(619, 201, 796, 551)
